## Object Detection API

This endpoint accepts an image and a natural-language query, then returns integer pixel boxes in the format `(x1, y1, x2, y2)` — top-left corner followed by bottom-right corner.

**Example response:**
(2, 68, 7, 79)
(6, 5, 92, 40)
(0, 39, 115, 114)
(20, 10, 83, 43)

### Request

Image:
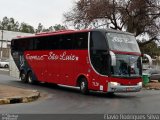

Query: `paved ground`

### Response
(1, 69, 160, 120)
(0, 73, 160, 114)
(0, 68, 9, 75)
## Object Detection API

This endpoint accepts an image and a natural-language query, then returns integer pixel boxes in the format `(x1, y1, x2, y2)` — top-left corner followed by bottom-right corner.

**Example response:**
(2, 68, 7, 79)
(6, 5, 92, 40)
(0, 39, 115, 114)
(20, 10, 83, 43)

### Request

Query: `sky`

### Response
(0, 0, 75, 28)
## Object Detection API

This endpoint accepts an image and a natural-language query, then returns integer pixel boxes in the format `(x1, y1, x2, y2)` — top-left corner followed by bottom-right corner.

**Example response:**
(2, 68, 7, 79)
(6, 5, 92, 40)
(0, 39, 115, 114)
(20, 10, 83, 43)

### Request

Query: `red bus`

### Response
(11, 29, 150, 94)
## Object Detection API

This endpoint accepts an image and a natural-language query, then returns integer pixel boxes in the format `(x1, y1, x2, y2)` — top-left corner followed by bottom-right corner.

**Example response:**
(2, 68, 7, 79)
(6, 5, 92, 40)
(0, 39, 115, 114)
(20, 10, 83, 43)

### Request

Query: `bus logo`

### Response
(25, 51, 79, 61)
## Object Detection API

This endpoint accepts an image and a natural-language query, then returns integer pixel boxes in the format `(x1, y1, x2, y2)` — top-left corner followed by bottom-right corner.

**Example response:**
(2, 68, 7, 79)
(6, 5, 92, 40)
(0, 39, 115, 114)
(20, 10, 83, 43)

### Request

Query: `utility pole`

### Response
(0, 29, 4, 59)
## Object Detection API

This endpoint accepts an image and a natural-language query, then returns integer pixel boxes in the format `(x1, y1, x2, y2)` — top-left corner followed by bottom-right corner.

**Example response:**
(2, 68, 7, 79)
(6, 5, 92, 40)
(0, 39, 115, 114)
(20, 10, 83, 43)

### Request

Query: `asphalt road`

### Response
(0, 68, 9, 75)
(0, 71, 160, 115)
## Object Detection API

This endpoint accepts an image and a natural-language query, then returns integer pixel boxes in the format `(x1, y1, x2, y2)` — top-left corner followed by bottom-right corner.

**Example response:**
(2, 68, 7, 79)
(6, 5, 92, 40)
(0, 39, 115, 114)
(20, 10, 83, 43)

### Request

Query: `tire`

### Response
(4, 64, 9, 68)
(80, 78, 89, 94)
(20, 71, 27, 83)
(27, 72, 38, 84)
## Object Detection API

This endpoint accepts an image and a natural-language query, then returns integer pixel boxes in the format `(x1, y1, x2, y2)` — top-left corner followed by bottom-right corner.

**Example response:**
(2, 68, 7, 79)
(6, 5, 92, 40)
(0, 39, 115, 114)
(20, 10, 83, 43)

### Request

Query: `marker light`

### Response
(138, 82, 142, 87)
(110, 82, 120, 86)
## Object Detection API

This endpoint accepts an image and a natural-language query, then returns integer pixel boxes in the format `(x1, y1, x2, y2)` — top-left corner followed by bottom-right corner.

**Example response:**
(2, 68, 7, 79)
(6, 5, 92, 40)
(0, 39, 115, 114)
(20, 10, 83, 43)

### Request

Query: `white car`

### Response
(0, 59, 9, 68)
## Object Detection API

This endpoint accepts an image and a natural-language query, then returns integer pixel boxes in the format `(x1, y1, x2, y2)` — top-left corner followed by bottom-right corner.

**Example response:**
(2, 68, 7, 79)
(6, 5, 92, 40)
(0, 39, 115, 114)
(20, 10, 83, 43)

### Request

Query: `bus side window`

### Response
(11, 40, 18, 51)
(28, 39, 34, 50)
(34, 38, 42, 50)
(59, 34, 73, 50)
(34, 37, 48, 50)
(74, 33, 88, 49)
(49, 36, 60, 50)
(22, 39, 31, 51)
(11, 39, 28, 51)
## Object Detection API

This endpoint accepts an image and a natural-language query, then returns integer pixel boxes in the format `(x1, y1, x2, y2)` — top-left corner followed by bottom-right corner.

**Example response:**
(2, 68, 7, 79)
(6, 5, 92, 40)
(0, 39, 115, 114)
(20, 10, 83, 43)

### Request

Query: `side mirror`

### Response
(143, 54, 152, 67)
(110, 51, 116, 66)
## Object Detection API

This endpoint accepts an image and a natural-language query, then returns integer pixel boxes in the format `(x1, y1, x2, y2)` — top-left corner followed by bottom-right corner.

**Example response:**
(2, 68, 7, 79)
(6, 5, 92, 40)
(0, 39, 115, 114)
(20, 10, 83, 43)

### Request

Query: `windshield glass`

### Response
(111, 54, 142, 77)
(106, 32, 140, 53)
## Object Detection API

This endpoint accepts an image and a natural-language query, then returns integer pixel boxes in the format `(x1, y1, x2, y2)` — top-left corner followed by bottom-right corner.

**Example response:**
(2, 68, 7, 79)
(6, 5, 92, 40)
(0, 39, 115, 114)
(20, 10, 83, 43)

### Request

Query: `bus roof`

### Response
(13, 29, 134, 40)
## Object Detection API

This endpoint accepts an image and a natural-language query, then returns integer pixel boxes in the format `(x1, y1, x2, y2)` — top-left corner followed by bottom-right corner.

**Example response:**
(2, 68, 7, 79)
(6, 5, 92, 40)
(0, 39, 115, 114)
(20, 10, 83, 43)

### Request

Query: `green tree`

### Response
(8, 18, 19, 31)
(0, 16, 35, 33)
(19, 22, 35, 33)
(140, 41, 160, 58)
(36, 23, 66, 33)
(0, 17, 19, 31)
(0, 16, 67, 34)
(36, 23, 44, 33)
(1, 16, 9, 30)
(53, 24, 66, 31)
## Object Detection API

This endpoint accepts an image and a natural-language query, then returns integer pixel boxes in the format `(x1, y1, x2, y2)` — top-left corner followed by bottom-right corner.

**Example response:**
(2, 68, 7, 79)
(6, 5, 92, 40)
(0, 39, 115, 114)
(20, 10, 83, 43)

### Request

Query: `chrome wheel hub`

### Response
(28, 76, 32, 83)
(21, 74, 25, 79)
(81, 82, 85, 90)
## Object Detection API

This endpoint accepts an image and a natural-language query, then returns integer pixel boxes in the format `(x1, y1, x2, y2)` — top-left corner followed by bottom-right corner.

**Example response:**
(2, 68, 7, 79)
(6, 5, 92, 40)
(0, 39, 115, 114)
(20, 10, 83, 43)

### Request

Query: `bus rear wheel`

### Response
(80, 78, 89, 95)
(20, 71, 27, 83)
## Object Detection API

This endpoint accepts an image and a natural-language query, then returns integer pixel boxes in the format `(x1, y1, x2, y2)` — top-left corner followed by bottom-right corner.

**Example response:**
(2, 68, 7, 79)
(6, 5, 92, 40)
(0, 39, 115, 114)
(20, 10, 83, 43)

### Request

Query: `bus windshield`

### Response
(106, 32, 140, 53)
(111, 54, 142, 77)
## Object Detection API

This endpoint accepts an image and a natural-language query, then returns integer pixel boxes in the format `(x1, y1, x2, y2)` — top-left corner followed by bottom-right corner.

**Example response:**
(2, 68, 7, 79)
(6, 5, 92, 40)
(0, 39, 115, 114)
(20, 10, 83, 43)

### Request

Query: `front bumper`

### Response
(108, 82, 142, 92)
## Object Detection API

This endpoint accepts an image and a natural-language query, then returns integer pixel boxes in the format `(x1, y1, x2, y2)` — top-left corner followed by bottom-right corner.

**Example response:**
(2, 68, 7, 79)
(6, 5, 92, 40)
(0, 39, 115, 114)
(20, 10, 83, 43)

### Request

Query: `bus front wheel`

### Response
(80, 78, 89, 95)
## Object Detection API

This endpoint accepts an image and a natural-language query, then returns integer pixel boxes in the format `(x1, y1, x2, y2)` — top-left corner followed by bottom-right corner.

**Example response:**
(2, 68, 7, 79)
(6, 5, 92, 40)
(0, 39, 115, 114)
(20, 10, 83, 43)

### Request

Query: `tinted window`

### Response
(27, 39, 33, 50)
(34, 37, 47, 50)
(74, 33, 88, 49)
(12, 32, 88, 51)
(106, 32, 140, 53)
(12, 39, 33, 51)
(90, 31, 109, 75)
(48, 36, 60, 50)
(59, 34, 73, 50)
(11, 40, 19, 51)
(91, 32, 107, 50)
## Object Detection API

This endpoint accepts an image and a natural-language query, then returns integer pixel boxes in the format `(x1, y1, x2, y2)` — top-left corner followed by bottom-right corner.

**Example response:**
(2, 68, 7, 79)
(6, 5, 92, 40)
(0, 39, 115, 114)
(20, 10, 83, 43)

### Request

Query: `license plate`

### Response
(126, 87, 133, 91)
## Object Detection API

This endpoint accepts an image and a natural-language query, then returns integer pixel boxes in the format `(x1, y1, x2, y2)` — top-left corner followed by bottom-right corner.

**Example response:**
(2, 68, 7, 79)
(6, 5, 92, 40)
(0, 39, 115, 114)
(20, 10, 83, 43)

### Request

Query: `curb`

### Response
(0, 90, 40, 105)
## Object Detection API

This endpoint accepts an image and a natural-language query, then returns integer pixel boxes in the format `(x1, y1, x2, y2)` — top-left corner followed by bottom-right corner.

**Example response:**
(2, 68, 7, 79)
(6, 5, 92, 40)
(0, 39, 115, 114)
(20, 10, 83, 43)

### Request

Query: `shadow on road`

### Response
(9, 80, 138, 99)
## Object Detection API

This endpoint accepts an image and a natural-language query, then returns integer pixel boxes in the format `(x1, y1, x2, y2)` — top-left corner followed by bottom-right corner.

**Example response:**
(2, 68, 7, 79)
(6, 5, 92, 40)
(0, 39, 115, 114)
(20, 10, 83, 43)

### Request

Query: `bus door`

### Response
(89, 31, 109, 91)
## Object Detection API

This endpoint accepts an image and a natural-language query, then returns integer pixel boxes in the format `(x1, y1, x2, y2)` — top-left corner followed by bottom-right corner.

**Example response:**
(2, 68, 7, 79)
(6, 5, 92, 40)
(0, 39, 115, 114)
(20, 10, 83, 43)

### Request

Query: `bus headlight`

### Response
(137, 82, 142, 87)
(110, 82, 120, 86)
